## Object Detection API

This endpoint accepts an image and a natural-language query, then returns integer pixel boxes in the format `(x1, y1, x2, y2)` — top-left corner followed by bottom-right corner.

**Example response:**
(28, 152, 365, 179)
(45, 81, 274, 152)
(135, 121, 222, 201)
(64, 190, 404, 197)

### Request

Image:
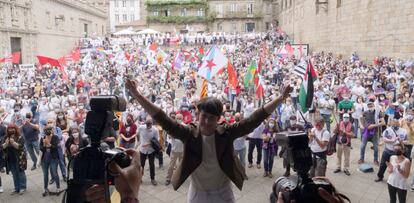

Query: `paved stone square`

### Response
(1, 138, 413, 203)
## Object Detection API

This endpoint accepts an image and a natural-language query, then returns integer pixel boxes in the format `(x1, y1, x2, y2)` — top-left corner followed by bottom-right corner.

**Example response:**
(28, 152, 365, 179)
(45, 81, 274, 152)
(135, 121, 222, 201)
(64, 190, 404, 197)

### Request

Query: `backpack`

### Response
(150, 137, 161, 154)
(326, 129, 337, 156)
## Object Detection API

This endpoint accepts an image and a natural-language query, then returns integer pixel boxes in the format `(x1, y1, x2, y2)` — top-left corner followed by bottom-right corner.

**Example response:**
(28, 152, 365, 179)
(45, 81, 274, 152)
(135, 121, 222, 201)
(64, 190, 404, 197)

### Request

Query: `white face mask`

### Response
(343, 118, 350, 122)
(269, 123, 275, 128)
(290, 121, 297, 125)
(73, 133, 79, 138)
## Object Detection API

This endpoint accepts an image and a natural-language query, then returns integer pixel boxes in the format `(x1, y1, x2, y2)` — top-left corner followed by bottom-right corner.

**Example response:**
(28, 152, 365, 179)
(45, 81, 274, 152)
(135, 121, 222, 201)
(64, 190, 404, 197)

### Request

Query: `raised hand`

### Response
(282, 85, 293, 99)
(125, 78, 141, 98)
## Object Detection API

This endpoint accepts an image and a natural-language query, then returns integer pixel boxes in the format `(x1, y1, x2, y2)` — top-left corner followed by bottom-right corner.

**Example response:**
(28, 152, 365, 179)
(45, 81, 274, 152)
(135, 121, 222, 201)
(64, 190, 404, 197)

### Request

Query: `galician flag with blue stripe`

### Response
(197, 46, 228, 81)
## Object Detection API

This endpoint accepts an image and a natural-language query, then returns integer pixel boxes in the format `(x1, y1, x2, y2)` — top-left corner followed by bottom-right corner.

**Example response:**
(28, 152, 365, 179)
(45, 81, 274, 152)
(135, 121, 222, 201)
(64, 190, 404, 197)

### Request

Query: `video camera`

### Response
(64, 96, 131, 203)
(270, 131, 335, 203)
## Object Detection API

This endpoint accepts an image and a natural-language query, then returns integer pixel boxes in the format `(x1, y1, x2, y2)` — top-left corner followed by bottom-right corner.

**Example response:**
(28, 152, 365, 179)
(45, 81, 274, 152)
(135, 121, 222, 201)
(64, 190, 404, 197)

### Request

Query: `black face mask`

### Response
(395, 150, 403, 156)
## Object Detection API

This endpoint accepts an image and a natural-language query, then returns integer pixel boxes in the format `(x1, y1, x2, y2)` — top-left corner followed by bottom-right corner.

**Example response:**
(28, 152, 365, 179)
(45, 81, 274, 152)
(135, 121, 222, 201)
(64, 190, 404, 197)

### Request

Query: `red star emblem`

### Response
(206, 59, 216, 69)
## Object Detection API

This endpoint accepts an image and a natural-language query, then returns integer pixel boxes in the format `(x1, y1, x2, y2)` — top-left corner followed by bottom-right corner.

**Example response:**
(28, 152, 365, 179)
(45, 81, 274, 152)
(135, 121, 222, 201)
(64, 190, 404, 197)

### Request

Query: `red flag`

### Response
(36, 56, 62, 68)
(124, 52, 131, 61)
(256, 84, 264, 98)
(0, 58, 4, 63)
(227, 61, 238, 89)
(11, 52, 20, 64)
(285, 43, 294, 56)
(149, 43, 158, 51)
(71, 48, 81, 62)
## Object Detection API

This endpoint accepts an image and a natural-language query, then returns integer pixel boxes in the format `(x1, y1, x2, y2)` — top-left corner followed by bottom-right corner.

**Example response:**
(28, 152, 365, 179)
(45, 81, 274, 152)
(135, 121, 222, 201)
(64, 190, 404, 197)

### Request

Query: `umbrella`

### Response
(113, 28, 136, 36)
(136, 28, 160, 35)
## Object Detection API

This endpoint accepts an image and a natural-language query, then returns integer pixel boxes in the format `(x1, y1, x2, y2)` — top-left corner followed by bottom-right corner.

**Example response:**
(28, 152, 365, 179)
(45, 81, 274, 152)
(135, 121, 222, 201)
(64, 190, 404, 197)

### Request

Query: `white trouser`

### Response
(187, 182, 235, 203)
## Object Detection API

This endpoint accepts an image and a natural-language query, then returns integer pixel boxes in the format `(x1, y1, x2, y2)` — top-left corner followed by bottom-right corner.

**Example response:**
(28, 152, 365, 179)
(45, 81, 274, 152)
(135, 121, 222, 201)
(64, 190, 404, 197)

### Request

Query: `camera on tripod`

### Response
(64, 95, 131, 203)
(270, 131, 335, 203)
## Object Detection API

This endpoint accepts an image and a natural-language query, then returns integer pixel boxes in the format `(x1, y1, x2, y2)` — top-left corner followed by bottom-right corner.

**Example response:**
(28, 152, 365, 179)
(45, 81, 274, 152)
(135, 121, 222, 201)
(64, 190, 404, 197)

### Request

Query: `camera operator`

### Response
(65, 126, 89, 162)
(40, 126, 61, 196)
(275, 177, 346, 203)
(124, 79, 292, 203)
(85, 149, 142, 203)
(308, 117, 330, 177)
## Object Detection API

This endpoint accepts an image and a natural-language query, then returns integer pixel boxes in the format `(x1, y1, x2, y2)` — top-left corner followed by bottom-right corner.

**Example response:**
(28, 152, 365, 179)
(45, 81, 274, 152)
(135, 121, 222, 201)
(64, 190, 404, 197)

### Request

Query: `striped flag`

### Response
(299, 60, 318, 112)
(292, 60, 307, 78)
(200, 79, 208, 99)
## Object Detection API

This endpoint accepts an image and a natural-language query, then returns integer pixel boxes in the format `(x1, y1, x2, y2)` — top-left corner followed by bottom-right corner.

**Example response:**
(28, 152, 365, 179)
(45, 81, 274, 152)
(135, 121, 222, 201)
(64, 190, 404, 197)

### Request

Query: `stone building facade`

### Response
(0, 0, 107, 63)
(132, 0, 278, 33)
(109, 0, 141, 32)
(209, 0, 277, 33)
(277, 0, 414, 60)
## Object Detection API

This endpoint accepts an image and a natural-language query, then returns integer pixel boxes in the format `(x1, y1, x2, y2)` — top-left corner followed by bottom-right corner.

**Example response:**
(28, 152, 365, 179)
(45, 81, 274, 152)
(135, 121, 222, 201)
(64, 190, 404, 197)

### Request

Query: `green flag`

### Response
(244, 60, 257, 88)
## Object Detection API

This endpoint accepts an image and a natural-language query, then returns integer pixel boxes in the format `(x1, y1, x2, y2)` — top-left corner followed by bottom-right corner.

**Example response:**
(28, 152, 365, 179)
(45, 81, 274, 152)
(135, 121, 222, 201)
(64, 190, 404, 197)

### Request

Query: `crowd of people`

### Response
(0, 27, 413, 202)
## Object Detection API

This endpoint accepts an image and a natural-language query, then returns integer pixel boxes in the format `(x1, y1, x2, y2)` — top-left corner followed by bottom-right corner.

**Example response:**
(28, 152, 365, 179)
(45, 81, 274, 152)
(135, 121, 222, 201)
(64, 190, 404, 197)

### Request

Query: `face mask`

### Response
(392, 126, 399, 131)
(181, 107, 188, 111)
(343, 118, 349, 122)
(72, 133, 79, 139)
(79, 106, 84, 110)
(58, 115, 64, 119)
(395, 150, 403, 156)
(225, 116, 231, 121)
(269, 123, 275, 128)
(290, 120, 297, 125)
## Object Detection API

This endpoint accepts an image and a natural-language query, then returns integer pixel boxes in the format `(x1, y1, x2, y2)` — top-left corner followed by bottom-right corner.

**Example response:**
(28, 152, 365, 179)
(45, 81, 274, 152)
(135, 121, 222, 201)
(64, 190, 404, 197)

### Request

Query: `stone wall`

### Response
(0, 0, 107, 64)
(277, 0, 414, 61)
(33, 0, 107, 59)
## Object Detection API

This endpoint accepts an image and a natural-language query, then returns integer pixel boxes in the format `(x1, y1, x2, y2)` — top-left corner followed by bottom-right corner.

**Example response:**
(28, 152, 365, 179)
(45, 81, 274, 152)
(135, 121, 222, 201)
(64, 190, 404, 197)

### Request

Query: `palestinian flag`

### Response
(244, 60, 257, 88)
(299, 60, 318, 112)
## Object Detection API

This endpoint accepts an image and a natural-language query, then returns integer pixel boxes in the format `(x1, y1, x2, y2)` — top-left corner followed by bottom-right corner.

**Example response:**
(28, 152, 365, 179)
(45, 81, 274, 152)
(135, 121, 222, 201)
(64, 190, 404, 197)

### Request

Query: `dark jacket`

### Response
(1, 135, 27, 173)
(153, 106, 270, 190)
(40, 135, 59, 160)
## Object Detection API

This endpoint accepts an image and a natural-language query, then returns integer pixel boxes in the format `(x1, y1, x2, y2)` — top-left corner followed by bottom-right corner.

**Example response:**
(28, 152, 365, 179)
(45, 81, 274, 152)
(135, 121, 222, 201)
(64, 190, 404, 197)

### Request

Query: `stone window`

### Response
(230, 4, 236, 13)
(115, 14, 119, 22)
(163, 10, 170, 16)
(217, 22, 222, 31)
(337, 0, 342, 8)
(122, 0, 126, 7)
(181, 8, 187, 16)
(46, 11, 51, 29)
(197, 8, 204, 17)
(153, 11, 159, 16)
(216, 4, 223, 15)
(130, 14, 134, 20)
(123, 14, 127, 21)
(247, 3, 253, 14)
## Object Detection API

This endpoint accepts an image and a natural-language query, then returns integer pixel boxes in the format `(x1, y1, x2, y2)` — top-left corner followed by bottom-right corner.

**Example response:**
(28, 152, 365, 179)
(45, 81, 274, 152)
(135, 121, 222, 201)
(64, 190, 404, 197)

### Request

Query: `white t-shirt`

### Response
(191, 134, 229, 191)
(309, 129, 330, 153)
